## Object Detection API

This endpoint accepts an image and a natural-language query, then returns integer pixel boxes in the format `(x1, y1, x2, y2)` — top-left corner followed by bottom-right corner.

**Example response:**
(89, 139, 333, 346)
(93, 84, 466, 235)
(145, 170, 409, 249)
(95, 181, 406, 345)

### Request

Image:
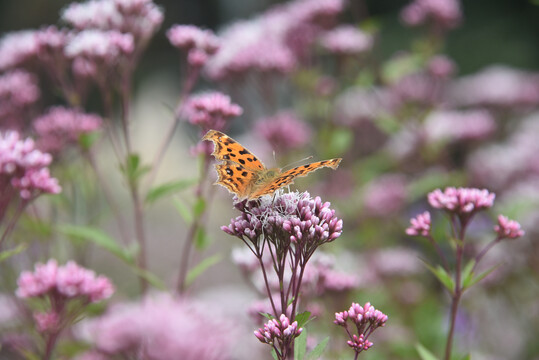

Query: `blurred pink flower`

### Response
(183, 91, 242, 133)
(319, 25, 373, 55)
(167, 25, 220, 66)
(0, 70, 40, 129)
(449, 66, 539, 108)
(205, 0, 344, 80)
(33, 106, 103, 153)
(64, 29, 134, 63)
(494, 215, 524, 240)
(428, 187, 495, 215)
(401, 0, 462, 30)
(427, 55, 456, 79)
(424, 109, 496, 143)
(334, 86, 394, 126)
(33, 311, 60, 333)
(255, 111, 311, 153)
(391, 72, 445, 106)
(467, 115, 539, 190)
(16, 259, 114, 302)
(363, 174, 407, 217)
(62, 0, 163, 43)
(0, 131, 60, 206)
(366, 247, 423, 278)
(83, 295, 234, 360)
(406, 211, 431, 236)
(0, 30, 39, 70)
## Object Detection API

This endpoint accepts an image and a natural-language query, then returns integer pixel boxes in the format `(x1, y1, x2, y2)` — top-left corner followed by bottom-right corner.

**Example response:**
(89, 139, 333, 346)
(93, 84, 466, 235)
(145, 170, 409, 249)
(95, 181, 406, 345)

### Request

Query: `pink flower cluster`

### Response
(406, 211, 431, 236)
(254, 314, 303, 345)
(254, 111, 311, 153)
(183, 91, 242, 132)
(82, 295, 233, 360)
(65, 29, 134, 64)
(33, 106, 103, 153)
(334, 302, 388, 354)
(16, 259, 114, 303)
(494, 215, 524, 240)
(205, 0, 344, 80)
(362, 174, 407, 217)
(427, 187, 495, 215)
(424, 109, 496, 143)
(167, 25, 220, 67)
(0, 30, 39, 70)
(0, 70, 41, 129)
(0, 131, 60, 201)
(319, 25, 373, 55)
(61, 0, 164, 43)
(401, 0, 462, 30)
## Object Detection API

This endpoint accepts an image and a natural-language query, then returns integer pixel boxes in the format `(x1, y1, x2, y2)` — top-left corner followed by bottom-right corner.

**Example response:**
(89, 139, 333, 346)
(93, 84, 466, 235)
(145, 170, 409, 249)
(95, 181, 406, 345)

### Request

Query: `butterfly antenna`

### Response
(282, 156, 314, 171)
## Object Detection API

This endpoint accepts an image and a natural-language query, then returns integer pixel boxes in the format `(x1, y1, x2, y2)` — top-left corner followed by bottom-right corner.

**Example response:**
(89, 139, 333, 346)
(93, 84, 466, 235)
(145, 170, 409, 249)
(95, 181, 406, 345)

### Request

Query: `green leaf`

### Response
(415, 343, 440, 360)
(173, 198, 193, 223)
(194, 227, 210, 250)
(145, 179, 197, 205)
(459, 354, 471, 360)
(461, 260, 476, 289)
(420, 259, 454, 294)
(327, 128, 353, 156)
(306, 337, 329, 360)
(193, 197, 206, 218)
(260, 312, 273, 320)
(294, 330, 307, 360)
(122, 153, 150, 184)
(294, 311, 312, 328)
(185, 254, 222, 287)
(129, 266, 167, 290)
(464, 263, 502, 290)
(58, 224, 133, 264)
(0, 243, 28, 263)
(271, 348, 279, 360)
(78, 131, 100, 150)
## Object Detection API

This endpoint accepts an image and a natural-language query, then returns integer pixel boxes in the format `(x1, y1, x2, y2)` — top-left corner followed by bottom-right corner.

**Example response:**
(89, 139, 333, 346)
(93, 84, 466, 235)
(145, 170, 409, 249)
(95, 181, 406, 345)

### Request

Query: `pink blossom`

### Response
(11, 168, 61, 199)
(449, 66, 539, 108)
(334, 86, 394, 126)
(401, 0, 462, 30)
(363, 174, 407, 217)
(64, 29, 134, 62)
(34, 311, 60, 333)
(424, 109, 496, 143)
(254, 314, 302, 344)
(33, 106, 103, 153)
(494, 215, 524, 240)
(428, 187, 495, 214)
(391, 72, 445, 106)
(167, 25, 220, 54)
(62, 0, 163, 43)
(406, 211, 431, 236)
(334, 302, 388, 355)
(319, 25, 373, 55)
(427, 55, 456, 78)
(183, 91, 242, 132)
(16, 259, 114, 302)
(0, 70, 40, 129)
(16, 259, 59, 298)
(83, 295, 234, 360)
(255, 111, 311, 153)
(0, 30, 39, 70)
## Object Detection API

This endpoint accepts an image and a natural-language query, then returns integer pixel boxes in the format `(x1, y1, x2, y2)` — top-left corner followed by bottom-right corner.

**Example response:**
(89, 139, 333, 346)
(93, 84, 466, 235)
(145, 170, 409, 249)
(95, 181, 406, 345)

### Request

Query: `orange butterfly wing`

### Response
(202, 130, 265, 171)
(203, 129, 342, 200)
(249, 158, 342, 199)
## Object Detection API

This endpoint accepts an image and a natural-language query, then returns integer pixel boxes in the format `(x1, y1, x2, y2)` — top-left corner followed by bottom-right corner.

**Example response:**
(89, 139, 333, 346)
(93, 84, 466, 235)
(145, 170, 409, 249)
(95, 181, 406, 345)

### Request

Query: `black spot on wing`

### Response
(239, 159, 245, 164)
(239, 148, 250, 155)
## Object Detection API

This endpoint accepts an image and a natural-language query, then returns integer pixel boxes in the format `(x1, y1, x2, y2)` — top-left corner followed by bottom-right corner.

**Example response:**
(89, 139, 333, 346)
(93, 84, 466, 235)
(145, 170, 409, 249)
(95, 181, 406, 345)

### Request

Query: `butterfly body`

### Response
(203, 130, 341, 200)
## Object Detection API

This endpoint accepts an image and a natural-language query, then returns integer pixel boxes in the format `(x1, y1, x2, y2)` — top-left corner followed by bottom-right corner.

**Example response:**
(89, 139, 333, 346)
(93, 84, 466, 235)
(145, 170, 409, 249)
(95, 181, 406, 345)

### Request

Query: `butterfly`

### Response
(203, 129, 342, 200)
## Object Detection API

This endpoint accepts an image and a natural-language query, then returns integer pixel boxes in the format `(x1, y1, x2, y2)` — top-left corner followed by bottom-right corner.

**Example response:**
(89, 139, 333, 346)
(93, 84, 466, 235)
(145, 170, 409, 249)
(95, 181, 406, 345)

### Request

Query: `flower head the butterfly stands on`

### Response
(406, 187, 524, 360)
(222, 190, 343, 359)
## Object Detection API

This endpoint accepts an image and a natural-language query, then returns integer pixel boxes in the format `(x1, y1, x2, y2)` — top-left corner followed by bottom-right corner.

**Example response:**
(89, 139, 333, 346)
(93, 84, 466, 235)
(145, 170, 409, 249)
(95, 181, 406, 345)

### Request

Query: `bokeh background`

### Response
(1, 0, 539, 359)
